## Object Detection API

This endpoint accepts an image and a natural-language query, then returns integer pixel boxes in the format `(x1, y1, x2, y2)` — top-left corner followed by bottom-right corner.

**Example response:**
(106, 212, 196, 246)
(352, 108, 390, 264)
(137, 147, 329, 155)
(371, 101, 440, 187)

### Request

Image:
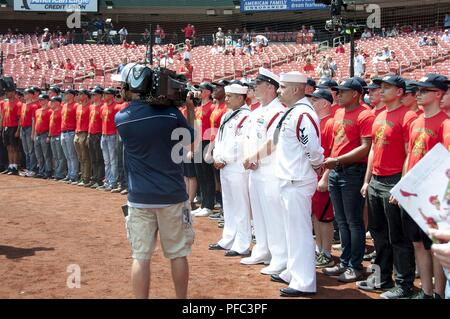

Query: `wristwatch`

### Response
(335, 157, 341, 167)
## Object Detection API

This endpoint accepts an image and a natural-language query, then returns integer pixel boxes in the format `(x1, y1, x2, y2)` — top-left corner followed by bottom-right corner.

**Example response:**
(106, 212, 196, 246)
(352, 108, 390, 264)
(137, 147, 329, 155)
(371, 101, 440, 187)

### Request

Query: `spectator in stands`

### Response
(441, 29, 450, 42)
(155, 24, 165, 44)
(182, 24, 195, 41)
(118, 27, 128, 43)
(387, 26, 399, 37)
(242, 28, 251, 44)
(142, 28, 151, 43)
(210, 42, 223, 55)
(183, 39, 192, 60)
(418, 36, 430, 47)
(159, 53, 174, 67)
(309, 25, 316, 38)
(317, 61, 333, 79)
(256, 34, 269, 47)
(354, 48, 366, 77)
(45, 60, 53, 70)
(63, 58, 75, 71)
(215, 27, 225, 46)
(381, 27, 388, 38)
(178, 58, 194, 82)
(444, 13, 450, 29)
(382, 45, 392, 59)
(244, 44, 254, 56)
(303, 57, 315, 73)
(87, 58, 97, 73)
(429, 37, 438, 46)
(41, 28, 52, 50)
(81, 28, 91, 44)
(129, 41, 137, 49)
(361, 28, 372, 39)
(29, 57, 41, 70)
(235, 39, 243, 48)
(76, 60, 86, 73)
(256, 43, 265, 54)
(336, 43, 345, 54)
(117, 58, 128, 74)
(373, 51, 385, 64)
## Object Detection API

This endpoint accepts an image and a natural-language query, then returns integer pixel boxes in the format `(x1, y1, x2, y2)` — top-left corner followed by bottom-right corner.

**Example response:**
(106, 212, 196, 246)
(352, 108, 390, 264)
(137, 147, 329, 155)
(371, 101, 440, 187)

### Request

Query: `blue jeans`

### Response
(34, 132, 52, 177)
(21, 126, 37, 172)
(445, 268, 450, 299)
(61, 131, 79, 180)
(101, 134, 118, 188)
(50, 136, 67, 179)
(328, 164, 366, 270)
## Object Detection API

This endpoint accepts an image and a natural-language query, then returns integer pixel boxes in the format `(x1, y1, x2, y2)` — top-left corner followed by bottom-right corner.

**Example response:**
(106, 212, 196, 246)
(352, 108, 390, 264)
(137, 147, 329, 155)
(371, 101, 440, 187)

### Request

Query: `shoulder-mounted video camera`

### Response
(120, 63, 193, 107)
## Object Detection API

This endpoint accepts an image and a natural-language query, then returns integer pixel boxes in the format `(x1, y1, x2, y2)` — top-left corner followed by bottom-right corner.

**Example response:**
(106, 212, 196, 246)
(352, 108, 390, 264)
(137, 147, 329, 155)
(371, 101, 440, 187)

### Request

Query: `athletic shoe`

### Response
(208, 212, 223, 220)
(214, 202, 222, 209)
(191, 207, 204, 216)
(90, 183, 100, 189)
(193, 196, 202, 204)
(337, 268, 363, 283)
(26, 171, 37, 177)
(7, 168, 19, 175)
(322, 263, 347, 276)
(363, 250, 377, 262)
(96, 185, 106, 190)
(104, 186, 113, 192)
(1, 168, 10, 174)
(380, 286, 415, 299)
(120, 189, 128, 195)
(218, 222, 224, 228)
(19, 169, 29, 177)
(84, 181, 95, 187)
(410, 289, 433, 299)
(316, 253, 335, 268)
(110, 186, 123, 193)
(195, 208, 213, 217)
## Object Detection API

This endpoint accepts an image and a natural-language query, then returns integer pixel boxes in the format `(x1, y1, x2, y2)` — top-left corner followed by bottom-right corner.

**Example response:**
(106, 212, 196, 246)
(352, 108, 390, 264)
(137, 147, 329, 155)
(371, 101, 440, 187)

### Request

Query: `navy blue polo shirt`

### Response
(115, 100, 194, 205)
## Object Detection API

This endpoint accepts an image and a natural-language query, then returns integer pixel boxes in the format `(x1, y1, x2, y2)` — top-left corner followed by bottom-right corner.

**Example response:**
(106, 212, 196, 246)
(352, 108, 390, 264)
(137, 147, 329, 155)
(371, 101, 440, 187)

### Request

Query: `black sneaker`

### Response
(410, 289, 433, 299)
(7, 168, 18, 175)
(380, 286, 415, 299)
(356, 275, 395, 292)
(1, 168, 10, 174)
(433, 292, 443, 299)
(363, 250, 377, 261)
(208, 212, 223, 220)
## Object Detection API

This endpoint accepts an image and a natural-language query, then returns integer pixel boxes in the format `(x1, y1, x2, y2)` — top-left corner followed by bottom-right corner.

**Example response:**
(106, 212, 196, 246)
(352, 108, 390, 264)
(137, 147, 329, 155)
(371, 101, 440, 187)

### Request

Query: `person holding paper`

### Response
(403, 74, 449, 299)
(357, 76, 417, 299)
(429, 228, 450, 299)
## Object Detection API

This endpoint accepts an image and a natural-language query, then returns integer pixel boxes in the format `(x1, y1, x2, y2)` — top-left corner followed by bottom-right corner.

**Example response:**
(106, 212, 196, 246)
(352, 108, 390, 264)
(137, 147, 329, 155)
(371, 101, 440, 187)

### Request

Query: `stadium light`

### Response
(206, 9, 216, 15)
(223, 9, 233, 15)
(105, 1, 114, 10)
(0, 0, 7, 8)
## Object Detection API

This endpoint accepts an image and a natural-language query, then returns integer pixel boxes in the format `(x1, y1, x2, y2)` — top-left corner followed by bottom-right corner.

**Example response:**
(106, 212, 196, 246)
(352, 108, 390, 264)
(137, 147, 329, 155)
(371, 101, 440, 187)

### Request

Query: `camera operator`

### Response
(115, 64, 195, 299)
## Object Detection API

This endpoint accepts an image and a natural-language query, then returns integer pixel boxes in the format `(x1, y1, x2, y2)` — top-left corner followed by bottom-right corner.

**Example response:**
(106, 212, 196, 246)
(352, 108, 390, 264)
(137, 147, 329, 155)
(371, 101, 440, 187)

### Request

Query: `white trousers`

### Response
(248, 170, 287, 270)
(278, 179, 317, 293)
(218, 166, 252, 253)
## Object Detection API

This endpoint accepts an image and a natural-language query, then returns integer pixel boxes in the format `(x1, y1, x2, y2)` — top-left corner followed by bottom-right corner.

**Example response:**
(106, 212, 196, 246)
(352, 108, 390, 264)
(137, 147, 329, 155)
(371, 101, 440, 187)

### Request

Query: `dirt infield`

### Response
(0, 174, 385, 299)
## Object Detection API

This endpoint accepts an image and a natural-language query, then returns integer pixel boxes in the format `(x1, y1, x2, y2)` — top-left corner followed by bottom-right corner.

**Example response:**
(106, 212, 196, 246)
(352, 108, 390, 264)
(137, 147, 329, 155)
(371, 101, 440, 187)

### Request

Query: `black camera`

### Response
(0, 76, 16, 96)
(123, 64, 190, 107)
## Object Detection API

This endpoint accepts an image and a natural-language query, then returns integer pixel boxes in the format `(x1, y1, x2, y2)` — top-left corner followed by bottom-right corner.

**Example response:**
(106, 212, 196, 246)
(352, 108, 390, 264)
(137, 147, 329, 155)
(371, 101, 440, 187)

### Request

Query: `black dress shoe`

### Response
(270, 274, 289, 284)
(224, 250, 250, 257)
(280, 287, 315, 297)
(208, 243, 225, 250)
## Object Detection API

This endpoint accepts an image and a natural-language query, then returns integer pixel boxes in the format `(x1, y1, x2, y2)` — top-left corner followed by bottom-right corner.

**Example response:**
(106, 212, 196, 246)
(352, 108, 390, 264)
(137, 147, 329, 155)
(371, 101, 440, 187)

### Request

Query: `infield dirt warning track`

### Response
(0, 174, 384, 299)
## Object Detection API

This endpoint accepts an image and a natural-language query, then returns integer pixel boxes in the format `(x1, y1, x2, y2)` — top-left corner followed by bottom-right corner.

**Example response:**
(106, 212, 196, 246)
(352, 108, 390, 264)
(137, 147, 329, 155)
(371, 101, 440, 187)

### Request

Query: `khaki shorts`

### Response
(125, 202, 195, 260)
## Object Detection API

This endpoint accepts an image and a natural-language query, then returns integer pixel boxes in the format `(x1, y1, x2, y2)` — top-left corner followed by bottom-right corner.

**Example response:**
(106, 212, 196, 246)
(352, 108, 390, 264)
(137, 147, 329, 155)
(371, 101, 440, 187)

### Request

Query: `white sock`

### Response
(12, 164, 18, 169)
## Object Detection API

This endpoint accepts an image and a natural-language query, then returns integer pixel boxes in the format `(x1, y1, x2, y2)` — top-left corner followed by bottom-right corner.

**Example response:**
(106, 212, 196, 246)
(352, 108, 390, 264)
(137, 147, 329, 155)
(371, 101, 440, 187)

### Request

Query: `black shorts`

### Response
(2, 127, 20, 148)
(183, 159, 196, 178)
(401, 207, 432, 250)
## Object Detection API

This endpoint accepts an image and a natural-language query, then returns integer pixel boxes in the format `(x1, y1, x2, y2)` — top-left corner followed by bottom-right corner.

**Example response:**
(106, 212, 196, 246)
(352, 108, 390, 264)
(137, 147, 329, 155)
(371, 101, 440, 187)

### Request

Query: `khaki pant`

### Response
(74, 132, 91, 182)
(126, 202, 195, 260)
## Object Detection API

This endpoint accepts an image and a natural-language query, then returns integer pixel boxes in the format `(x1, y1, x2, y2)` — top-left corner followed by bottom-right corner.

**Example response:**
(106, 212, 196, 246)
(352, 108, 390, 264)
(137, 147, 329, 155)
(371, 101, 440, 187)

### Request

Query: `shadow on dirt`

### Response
(0, 245, 55, 259)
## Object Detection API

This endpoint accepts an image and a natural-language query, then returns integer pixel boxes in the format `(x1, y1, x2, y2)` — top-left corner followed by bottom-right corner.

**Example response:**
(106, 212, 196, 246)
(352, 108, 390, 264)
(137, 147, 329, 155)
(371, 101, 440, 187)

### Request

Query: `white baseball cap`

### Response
(225, 84, 248, 94)
(279, 71, 308, 84)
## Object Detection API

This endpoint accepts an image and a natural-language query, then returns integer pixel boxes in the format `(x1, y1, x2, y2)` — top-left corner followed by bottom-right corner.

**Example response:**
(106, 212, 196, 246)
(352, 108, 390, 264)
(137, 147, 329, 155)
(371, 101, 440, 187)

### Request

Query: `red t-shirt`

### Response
(61, 102, 78, 131)
(64, 63, 75, 71)
(303, 64, 315, 72)
(88, 104, 102, 135)
(178, 64, 193, 82)
(331, 104, 340, 117)
(443, 118, 450, 152)
(371, 105, 417, 176)
(184, 26, 194, 38)
(336, 47, 345, 54)
(114, 102, 129, 112)
(407, 112, 448, 171)
(209, 102, 228, 142)
(76, 103, 90, 133)
(371, 106, 386, 117)
(196, 101, 214, 141)
(331, 106, 375, 162)
(320, 115, 335, 158)
(20, 102, 39, 128)
(49, 108, 62, 137)
(101, 102, 118, 135)
(34, 108, 52, 134)
(0, 99, 22, 127)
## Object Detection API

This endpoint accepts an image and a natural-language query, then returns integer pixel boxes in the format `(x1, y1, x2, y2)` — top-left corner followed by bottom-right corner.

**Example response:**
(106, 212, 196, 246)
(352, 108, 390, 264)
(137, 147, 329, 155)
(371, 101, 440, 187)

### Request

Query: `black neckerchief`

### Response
(273, 102, 311, 145)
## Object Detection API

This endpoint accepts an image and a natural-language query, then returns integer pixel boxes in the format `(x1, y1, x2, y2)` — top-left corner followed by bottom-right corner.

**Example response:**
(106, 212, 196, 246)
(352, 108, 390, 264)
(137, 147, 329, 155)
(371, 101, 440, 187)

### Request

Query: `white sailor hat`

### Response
(256, 67, 280, 88)
(225, 83, 248, 95)
(279, 71, 308, 84)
